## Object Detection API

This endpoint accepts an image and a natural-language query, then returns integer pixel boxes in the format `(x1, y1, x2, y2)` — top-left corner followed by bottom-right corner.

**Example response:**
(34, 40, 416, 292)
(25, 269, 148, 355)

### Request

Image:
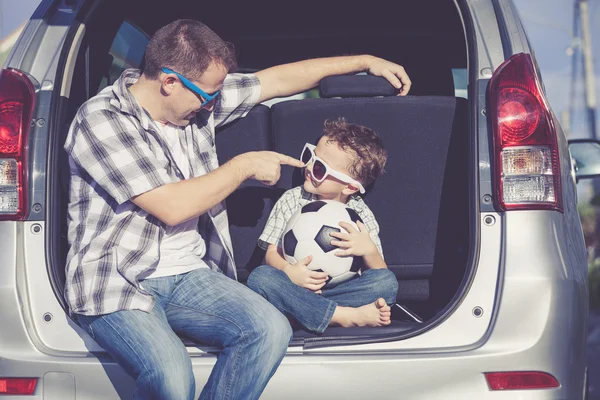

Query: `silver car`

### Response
(0, 0, 596, 398)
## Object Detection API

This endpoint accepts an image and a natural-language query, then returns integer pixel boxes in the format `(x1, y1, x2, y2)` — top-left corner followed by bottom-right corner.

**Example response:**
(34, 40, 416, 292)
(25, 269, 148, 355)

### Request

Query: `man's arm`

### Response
(255, 55, 412, 103)
(132, 152, 303, 226)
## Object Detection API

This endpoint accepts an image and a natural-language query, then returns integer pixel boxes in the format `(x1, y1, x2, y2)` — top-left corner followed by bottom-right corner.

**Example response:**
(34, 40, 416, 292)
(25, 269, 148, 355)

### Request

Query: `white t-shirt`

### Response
(142, 122, 209, 279)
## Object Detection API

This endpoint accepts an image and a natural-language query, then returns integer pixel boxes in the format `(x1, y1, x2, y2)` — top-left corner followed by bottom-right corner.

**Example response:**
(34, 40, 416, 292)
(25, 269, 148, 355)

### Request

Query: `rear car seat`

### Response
(213, 76, 468, 338)
(215, 99, 420, 340)
(271, 75, 468, 311)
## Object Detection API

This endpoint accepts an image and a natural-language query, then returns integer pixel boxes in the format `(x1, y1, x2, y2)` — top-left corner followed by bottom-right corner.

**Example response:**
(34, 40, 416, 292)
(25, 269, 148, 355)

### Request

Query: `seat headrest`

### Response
(319, 66, 458, 97)
(319, 75, 399, 98)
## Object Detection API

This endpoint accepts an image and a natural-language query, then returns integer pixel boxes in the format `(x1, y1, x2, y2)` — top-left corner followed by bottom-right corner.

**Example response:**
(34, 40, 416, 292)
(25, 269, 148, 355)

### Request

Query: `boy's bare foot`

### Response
(330, 298, 392, 328)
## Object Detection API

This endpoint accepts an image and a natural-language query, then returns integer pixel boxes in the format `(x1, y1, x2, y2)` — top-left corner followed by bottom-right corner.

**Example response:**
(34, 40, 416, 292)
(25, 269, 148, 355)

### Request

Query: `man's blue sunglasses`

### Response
(161, 67, 220, 107)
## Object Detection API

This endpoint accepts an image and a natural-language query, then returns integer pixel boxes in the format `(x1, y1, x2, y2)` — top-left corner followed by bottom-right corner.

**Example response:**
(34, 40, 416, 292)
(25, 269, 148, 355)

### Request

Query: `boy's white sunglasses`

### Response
(300, 143, 366, 194)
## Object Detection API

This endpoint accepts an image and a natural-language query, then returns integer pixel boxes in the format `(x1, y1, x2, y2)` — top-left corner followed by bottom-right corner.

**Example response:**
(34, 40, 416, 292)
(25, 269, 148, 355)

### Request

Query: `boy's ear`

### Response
(342, 184, 360, 196)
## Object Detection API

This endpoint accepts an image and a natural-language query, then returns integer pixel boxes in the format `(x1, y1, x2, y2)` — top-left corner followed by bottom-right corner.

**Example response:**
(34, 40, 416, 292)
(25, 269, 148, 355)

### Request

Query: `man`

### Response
(64, 19, 411, 400)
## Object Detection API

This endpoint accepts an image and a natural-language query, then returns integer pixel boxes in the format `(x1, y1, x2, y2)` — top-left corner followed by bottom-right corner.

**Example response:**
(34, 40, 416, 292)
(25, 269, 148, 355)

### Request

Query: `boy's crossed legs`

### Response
(247, 266, 399, 334)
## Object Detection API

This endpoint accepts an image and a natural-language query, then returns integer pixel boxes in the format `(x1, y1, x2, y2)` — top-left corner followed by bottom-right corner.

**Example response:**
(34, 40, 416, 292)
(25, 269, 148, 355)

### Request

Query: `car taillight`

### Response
(0, 378, 38, 395)
(0, 68, 35, 220)
(484, 371, 560, 390)
(489, 53, 563, 212)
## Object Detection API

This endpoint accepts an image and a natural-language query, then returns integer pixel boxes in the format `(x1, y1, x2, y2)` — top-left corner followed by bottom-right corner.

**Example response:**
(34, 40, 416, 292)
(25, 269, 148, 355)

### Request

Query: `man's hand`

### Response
(233, 151, 304, 186)
(255, 55, 411, 103)
(365, 56, 412, 96)
(283, 255, 329, 294)
(330, 221, 378, 258)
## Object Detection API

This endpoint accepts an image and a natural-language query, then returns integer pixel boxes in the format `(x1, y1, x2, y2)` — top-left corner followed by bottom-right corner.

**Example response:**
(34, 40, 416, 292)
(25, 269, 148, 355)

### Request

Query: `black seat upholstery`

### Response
(271, 76, 467, 304)
(216, 105, 284, 281)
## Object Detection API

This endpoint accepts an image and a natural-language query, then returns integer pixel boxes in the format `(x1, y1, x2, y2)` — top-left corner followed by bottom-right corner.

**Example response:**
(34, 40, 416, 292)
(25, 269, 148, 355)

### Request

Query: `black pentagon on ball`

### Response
(283, 229, 298, 257)
(301, 200, 327, 213)
(350, 254, 363, 272)
(346, 208, 364, 224)
(314, 225, 341, 253)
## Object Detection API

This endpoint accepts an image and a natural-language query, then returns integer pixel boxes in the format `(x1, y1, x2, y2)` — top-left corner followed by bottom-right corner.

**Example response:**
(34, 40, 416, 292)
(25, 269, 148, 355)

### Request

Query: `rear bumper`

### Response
(0, 322, 585, 400)
(0, 357, 580, 399)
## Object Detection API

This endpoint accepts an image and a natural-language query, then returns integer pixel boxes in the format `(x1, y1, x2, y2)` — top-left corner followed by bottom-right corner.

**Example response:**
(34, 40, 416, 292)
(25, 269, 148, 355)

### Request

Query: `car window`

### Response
(98, 21, 149, 92)
(452, 68, 467, 99)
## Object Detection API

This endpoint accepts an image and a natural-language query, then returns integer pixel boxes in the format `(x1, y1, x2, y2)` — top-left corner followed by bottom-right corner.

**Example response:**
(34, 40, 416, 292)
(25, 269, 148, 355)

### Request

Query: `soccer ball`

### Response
(282, 200, 364, 288)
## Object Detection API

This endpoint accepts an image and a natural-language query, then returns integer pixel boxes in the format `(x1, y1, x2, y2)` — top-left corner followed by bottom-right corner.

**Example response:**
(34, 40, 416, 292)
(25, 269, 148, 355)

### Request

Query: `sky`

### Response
(1, 0, 599, 138)
(0, 0, 39, 37)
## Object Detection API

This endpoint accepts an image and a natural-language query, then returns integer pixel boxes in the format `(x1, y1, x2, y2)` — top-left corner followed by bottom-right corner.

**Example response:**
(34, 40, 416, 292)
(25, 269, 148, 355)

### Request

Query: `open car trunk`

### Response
(47, 0, 473, 348)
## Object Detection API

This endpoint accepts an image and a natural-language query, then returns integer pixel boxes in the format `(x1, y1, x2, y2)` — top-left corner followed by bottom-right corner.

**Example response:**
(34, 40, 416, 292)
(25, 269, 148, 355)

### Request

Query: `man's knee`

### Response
(250, 302, 292, 350)
(137, 351, 195, 400)
(266, 310, 293, 355)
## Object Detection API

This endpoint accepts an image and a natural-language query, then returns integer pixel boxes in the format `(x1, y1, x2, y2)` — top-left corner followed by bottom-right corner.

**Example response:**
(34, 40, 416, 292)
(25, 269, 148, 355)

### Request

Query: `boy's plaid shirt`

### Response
(64, 69, 260, 316)
(258, 186, 384, 256)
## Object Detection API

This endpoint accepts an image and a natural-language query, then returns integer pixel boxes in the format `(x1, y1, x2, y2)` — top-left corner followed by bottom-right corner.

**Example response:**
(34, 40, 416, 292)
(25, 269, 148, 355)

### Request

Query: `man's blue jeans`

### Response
(75, 268, 292, 400)
(247, 266, 399, 334)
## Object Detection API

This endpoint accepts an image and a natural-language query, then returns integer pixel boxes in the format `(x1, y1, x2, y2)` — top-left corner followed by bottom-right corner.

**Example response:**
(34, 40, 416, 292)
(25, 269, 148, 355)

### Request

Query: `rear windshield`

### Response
(91, 0, 467, 99)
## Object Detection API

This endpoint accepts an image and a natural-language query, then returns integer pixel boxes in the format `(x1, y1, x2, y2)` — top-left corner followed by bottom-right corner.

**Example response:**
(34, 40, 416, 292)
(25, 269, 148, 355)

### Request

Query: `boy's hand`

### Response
(330, 221, 378, 258)
(283, 255, 329, 294)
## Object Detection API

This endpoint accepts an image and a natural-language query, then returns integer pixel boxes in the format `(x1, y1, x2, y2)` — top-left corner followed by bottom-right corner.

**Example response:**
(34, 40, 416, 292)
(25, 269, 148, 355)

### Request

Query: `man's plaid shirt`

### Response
(64, 69, 260, 316)
(258, 186, 384, 257)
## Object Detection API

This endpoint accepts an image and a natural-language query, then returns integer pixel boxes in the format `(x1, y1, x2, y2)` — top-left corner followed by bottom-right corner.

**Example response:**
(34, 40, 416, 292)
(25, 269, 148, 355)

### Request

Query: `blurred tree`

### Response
(579, 201, 600, 310)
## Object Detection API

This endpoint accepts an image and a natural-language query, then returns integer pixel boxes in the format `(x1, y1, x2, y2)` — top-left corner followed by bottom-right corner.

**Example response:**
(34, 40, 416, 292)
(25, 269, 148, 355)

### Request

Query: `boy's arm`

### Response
(330, 221, 388, 270)
(258, 188, 329, 291)
(265, 244, 328, 292)
(362, 246, 388, 270)
(265, 244, 291, 271)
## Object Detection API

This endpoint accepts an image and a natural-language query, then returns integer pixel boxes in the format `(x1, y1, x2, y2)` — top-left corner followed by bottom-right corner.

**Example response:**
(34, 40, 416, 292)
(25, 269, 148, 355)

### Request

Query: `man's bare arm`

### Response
(132, 152, 303, 226)
(255, 55, 411, 103)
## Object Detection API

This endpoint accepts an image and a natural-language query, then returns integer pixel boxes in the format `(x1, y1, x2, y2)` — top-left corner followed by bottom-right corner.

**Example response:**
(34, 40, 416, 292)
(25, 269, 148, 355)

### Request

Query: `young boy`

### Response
(247, 118, 399, 334)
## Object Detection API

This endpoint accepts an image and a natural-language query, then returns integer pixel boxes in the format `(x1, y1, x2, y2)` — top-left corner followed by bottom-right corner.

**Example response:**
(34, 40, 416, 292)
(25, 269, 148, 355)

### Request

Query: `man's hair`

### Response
(143, 19, 237, 80)
(323, 118, 388, 187)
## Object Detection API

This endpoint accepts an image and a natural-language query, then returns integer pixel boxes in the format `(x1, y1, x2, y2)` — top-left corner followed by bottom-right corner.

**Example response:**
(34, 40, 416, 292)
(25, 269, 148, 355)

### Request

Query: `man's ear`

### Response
(161, 76, 177, 95)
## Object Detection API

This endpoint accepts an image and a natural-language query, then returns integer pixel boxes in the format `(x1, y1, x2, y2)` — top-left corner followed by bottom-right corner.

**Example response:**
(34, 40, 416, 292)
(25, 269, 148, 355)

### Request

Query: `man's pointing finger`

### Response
(278, 154, 305, 168)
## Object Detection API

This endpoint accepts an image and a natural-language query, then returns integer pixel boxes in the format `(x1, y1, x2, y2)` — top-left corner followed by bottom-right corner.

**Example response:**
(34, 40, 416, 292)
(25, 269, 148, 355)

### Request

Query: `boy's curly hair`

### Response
(323, 118, 387, 187)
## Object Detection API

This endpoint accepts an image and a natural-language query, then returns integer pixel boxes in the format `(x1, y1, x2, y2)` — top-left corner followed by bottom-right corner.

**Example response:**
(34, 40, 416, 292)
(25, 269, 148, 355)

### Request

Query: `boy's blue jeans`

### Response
(247, 265, 399, 334)
(74, 268, 292, 400)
